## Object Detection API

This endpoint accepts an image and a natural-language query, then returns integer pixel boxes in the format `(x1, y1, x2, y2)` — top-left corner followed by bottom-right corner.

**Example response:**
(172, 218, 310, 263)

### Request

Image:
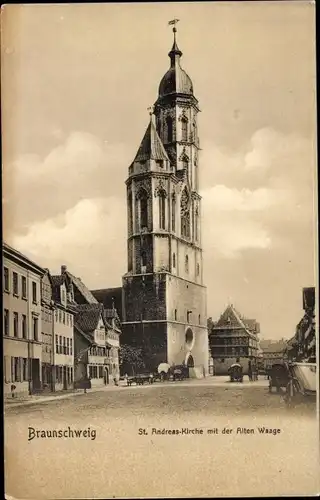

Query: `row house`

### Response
(3, 243, 44, 397)
(41, 269, 54, 390)
(51, 274, 76, 391)
(56, 266, 121, 385)
(208, 304, 261, 375)
(286, 287, 316, 363)
(259, 339, 288, 370)
(104, 307, 121, 379)
(73, 304, 121, 387)
(74, 303, 108, 387)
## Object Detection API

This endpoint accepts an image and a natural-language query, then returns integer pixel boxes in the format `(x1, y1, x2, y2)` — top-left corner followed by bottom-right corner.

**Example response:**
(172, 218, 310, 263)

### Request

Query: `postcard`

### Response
(2, 2, 318, 498)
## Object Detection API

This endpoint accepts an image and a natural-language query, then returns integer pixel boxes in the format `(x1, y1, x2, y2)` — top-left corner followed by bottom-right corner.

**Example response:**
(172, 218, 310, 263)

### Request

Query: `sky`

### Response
(2, 2, 317, 340)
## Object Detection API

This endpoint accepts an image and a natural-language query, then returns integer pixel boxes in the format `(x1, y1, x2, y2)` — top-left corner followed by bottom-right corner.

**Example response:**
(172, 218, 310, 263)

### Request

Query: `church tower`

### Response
(122, 24, 208, 375)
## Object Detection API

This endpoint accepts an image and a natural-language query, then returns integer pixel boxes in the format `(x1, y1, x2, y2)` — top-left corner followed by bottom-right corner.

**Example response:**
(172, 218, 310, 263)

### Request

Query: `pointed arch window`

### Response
(172, 252, 176, 268)
(181, 118, 188, 142)
(166, 116, 173, 143)
(182, 158, 188, 172)
(172, 193, 176, 232)
(185, 255, 189, 273)
(141, 250, 147, 273)
(194, 155, 199, 191)
(128, 191, 133, 234)
(181, 188, 190, 238)
(138, 189, 148, 230)
(195, 205, 199, 242)
(159, 190, 166, 230)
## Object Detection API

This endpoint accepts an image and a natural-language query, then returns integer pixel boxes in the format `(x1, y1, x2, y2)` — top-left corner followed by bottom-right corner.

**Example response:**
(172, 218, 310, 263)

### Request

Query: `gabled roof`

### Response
(65, 271, 98, 304)
(260, 340, 287, 353)
(91, 287, 123, 321)
(75, 303, 105, 333)
(134, 120, 169, 162)
(74, 324, 96, 346)
(3, 242, 46, 276)
(51, 275, 64, 287)
(214, 305, 247, 330)
(213, 305, 259, 337)
(51, 275, 66, 303)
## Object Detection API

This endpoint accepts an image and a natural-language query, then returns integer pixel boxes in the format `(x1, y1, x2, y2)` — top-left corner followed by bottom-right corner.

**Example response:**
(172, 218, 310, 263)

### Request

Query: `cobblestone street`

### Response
(5, 377, 318, 498)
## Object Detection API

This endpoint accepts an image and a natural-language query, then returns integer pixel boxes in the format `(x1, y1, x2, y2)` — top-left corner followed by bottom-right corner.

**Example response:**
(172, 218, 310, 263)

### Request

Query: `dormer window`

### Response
(156, 160, 164, 168)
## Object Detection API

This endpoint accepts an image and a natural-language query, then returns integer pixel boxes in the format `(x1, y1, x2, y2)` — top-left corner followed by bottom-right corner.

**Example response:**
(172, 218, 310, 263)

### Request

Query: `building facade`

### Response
(122, 27, 208, 375)
(51, 277, 75, 391)
(209, 305, 260, 375)
(41, 269, 54, 390)
(286, 287, 316, 363)
(260, 339, 287, 370)
(3, 243, 44, 397)
(74, 303, 120, 386)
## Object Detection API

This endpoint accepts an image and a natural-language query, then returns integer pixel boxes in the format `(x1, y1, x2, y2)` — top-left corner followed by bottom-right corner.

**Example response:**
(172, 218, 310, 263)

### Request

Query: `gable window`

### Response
(159, 192, 166, 230)
(156, 160, 164, 168)
(197, 263, 200, 276)
(22, 276, 27, 299)
(172, 252, 176, 268)
(174, 309, 177, 321)
(4, 267, 9, 292)
(198, 314, 201, 325)
(13, 272, 18, 295)
(181, 118, 188, 142)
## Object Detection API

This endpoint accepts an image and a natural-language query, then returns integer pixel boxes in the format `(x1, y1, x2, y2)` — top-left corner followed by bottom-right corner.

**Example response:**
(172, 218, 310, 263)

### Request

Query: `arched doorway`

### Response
(186, 354, 194, 368)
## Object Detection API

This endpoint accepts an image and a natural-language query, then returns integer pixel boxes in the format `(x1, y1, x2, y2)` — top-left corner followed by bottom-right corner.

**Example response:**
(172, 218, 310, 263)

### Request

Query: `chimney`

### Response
(61, 265, 67, 274)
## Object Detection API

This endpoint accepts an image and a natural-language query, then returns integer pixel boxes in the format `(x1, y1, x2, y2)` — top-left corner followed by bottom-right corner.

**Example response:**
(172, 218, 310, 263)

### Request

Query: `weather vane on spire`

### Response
(168, 18, 180, 33)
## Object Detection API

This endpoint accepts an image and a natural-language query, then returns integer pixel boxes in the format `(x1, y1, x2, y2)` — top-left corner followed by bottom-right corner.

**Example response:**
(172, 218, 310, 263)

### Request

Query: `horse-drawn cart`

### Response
(268, 363, 290, 393)
(228, 363, 243, 383)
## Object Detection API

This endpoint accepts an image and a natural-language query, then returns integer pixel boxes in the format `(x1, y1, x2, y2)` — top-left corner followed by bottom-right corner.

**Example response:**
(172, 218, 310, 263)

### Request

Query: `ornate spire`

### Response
(168, 19, 182, 66)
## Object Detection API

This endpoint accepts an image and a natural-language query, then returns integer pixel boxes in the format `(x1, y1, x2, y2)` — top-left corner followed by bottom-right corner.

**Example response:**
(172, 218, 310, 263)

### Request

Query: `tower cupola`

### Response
(158, 26, 194, 98)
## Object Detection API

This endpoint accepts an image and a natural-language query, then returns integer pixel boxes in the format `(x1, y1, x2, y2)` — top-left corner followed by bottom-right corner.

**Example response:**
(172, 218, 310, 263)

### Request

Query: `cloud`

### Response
(202, 185, 287, 212)
(199, 127, 314, 258)
(10, 197, 127, 286)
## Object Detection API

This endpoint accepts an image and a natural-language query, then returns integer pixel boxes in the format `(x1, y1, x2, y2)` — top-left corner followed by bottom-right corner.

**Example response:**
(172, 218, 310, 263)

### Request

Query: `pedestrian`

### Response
(83, 375, 91, 394)
(124, 373, 128, 386)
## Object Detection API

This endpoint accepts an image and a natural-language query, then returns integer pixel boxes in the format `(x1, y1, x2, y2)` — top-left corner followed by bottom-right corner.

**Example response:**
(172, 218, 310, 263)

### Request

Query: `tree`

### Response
(119, 344, 145, 376)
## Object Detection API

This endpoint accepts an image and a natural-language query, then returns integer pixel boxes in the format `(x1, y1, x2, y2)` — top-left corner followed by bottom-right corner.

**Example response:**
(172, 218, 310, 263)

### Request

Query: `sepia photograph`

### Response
(2, 2, 319, 498)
